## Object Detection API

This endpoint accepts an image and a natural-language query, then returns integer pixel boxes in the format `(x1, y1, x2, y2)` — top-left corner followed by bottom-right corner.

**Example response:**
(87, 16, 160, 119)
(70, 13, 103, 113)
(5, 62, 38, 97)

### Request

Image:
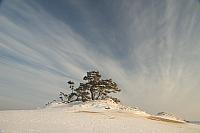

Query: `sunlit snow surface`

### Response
(0, 100, 199, 133)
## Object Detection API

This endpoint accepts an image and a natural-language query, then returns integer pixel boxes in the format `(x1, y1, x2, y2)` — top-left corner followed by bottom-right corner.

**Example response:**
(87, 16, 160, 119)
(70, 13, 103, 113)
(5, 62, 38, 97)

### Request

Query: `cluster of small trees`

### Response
(59, 71, 121, 103)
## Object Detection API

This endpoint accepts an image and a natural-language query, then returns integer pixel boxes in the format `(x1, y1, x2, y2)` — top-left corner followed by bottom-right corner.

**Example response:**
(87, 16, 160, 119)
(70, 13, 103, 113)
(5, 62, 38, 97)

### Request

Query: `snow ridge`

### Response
(156, 112, 185, 122)
(46, 99, 188, 123)
(46, 99, 149, 116)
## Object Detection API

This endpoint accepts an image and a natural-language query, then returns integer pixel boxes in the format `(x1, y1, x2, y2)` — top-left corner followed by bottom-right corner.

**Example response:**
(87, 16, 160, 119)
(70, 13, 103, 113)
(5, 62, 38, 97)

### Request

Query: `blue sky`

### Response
(0, 0, 200, 120)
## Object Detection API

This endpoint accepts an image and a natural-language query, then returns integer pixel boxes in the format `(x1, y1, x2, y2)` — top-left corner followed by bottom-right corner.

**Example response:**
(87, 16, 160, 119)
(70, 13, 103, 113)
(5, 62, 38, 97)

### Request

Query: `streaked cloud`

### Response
(0, 0, 200, 120)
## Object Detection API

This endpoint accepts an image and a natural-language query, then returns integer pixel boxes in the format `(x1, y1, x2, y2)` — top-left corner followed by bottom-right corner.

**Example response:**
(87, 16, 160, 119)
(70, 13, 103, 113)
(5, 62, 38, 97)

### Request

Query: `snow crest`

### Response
(46, 99, 149, 116)
(156, 112, 185, 123)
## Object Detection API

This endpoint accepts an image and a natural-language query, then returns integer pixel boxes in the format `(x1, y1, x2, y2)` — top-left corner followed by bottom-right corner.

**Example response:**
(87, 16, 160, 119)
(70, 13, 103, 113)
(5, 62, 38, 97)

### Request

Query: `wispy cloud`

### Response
(0, 0, 200, 120)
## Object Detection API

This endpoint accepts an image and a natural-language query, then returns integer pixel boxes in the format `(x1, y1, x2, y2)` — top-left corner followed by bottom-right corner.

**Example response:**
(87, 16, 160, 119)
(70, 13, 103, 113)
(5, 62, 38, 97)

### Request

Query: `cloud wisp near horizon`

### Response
(0, 0, 200, 120)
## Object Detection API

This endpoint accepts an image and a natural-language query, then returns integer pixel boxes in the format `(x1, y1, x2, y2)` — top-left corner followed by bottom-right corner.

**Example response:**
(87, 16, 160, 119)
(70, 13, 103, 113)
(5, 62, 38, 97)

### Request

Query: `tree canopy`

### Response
(59, 71, 121, 103)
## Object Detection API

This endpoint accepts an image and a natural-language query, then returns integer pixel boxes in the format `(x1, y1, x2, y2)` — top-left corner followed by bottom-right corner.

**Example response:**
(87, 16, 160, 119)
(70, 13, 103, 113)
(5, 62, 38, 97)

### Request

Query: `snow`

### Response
(155, 112, 185, 123)
(0, 99, 199, 133)
(48, 99, 150, 116)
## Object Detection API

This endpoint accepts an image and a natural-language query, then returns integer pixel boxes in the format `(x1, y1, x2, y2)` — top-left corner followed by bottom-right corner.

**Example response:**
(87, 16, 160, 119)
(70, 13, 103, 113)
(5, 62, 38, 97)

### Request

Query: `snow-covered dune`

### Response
(0, 100, 199, 133)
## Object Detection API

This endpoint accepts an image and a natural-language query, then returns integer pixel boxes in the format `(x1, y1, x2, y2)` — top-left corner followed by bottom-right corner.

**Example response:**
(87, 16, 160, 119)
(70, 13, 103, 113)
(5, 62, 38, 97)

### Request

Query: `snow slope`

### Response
(0, 99, 199, 133)
(155, 112, 185, 123)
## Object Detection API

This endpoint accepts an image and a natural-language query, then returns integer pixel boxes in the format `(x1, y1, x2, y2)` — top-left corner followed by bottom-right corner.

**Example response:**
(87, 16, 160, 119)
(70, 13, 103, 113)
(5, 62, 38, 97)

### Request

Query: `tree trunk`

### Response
(90, 88, 94, 100)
